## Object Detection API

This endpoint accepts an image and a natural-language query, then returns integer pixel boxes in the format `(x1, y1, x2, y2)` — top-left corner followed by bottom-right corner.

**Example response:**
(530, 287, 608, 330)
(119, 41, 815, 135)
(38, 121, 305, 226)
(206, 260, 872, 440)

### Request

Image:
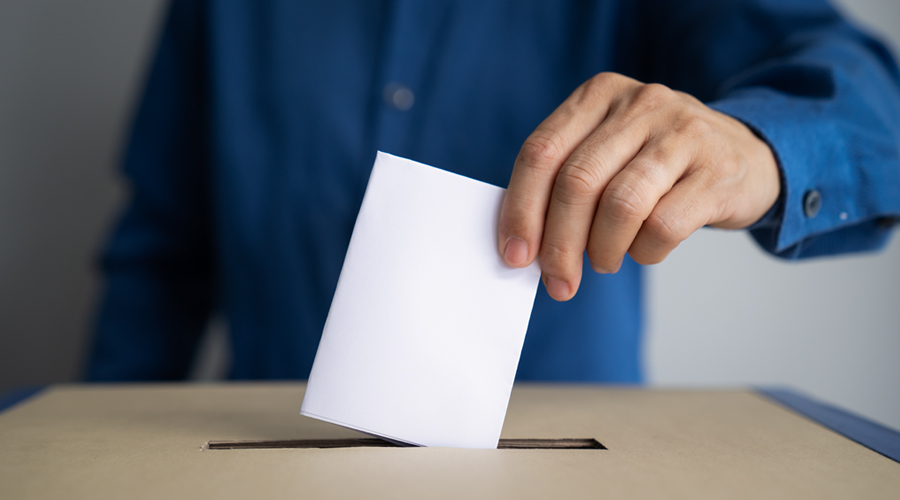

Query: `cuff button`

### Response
(803, 189, 821, 219)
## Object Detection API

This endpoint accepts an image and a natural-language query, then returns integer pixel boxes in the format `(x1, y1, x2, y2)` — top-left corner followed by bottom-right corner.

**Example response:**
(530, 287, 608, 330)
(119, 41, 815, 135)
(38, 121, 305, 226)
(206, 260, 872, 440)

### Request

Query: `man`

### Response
(87, 0, 900, 383)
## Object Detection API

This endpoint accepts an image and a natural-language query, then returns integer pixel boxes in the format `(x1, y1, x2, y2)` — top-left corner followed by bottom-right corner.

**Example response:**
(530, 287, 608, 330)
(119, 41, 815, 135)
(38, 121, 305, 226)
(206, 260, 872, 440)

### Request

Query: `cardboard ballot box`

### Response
(0, 383, 897, 499)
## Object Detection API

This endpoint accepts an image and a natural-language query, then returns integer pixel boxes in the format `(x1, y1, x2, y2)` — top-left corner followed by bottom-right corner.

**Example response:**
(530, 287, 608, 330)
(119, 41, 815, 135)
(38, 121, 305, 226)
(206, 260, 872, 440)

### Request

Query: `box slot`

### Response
(206, 438, 605, 450)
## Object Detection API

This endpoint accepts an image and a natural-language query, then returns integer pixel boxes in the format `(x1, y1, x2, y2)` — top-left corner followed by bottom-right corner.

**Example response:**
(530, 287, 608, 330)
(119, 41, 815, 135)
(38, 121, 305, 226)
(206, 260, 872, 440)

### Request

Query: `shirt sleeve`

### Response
(86, 0, 214, 381)
(623, 0, 900, 258)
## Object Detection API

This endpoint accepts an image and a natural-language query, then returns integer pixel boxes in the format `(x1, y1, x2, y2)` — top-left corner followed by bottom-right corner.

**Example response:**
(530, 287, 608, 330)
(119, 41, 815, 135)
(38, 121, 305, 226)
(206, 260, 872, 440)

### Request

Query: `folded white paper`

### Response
(300, 151, 541, 449)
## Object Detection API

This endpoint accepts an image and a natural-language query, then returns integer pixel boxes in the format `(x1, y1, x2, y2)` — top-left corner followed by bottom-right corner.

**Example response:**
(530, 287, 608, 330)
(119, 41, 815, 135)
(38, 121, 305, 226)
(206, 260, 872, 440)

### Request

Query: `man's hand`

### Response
(498, 72, 780, 301)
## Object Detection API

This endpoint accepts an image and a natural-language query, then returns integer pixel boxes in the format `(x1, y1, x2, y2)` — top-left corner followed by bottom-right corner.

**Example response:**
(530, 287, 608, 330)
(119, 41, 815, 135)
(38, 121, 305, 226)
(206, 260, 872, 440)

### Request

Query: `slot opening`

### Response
(206, 438, 605, 450)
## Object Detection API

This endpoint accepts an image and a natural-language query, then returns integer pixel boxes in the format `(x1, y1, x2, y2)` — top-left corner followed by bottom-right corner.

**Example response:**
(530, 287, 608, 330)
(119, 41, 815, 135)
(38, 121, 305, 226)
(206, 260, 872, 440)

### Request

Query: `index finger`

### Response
(498, 73, 633, 267)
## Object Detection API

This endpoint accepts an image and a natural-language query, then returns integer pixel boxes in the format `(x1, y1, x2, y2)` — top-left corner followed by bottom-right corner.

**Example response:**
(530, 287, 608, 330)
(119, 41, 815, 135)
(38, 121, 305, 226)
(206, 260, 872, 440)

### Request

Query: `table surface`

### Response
(1, 383, 898, 499)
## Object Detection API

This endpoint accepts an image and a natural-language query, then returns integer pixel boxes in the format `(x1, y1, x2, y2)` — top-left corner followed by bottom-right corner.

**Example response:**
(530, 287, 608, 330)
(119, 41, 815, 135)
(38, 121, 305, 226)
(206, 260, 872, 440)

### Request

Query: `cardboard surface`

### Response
(0, 384, 897, 499)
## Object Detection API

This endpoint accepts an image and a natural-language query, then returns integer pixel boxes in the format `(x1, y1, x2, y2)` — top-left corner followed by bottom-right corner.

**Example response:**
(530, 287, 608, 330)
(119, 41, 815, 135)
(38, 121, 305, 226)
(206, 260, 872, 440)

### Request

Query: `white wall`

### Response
(0, 0, 897, 429)
(647, 0, 900, 430)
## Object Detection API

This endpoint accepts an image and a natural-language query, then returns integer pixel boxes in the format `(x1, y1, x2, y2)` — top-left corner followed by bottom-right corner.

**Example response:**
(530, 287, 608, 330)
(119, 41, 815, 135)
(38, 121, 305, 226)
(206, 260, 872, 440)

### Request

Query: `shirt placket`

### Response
(373, 0, 450, 158)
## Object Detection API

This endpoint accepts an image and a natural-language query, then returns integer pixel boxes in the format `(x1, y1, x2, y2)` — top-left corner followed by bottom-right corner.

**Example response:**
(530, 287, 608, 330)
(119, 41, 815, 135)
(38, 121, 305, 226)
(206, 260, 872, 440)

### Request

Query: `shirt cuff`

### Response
(710, 87, 858, 256)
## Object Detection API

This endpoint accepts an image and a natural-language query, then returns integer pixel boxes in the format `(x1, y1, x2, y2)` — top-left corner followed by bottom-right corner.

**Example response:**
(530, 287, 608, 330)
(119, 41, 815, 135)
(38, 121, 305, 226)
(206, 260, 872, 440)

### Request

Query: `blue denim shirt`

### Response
(87, 0, 900, 383)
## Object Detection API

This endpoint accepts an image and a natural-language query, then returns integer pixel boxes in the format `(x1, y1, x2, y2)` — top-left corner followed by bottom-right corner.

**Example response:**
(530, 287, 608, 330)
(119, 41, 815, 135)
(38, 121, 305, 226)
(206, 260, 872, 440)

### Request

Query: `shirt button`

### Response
(803, 189, 822, 218)
(384, 83, 415, 111)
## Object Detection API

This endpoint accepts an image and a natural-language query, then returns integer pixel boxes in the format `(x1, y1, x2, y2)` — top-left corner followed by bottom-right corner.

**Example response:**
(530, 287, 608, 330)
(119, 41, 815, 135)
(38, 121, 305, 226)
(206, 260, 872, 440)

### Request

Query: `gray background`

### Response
(1, 0, 898, 428)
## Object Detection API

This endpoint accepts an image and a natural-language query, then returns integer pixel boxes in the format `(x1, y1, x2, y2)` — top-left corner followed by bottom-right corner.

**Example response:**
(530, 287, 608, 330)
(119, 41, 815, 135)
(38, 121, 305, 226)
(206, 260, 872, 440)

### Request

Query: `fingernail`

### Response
(592, 265, 611, 274)
(545, 277, 570, 300)
(503, 237, 528, 266)
(590, 261, 620, 274)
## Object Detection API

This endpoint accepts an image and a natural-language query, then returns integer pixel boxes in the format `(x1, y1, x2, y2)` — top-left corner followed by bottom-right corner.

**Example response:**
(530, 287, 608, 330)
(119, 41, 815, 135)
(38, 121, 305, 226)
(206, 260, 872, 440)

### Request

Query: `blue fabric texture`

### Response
(86, 0, 900, 382)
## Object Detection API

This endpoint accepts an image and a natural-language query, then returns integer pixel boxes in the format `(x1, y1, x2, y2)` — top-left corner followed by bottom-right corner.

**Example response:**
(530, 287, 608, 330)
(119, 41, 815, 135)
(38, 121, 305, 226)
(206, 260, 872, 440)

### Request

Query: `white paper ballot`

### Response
(300, 152, 541, 449)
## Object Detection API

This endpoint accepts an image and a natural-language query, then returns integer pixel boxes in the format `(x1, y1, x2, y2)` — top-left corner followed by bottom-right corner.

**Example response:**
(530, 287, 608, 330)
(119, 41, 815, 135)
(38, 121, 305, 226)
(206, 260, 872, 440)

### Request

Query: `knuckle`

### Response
(643, 212, 686, 246)
(500, 197, 542, 234)
(592, 71, 622, 85)
(677, 114, 712, 139)
(519, 132, 565, 171)
(629, 154, 668, 184)
(586, 72, 618, 91)
(555, 161, 602, 201)
(508, 197, 545, 221)
(602, 181, 647, 222)
(634, 83, 674, 108)
(539, 239, 579, 273)
(578, 72, 628, 104)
